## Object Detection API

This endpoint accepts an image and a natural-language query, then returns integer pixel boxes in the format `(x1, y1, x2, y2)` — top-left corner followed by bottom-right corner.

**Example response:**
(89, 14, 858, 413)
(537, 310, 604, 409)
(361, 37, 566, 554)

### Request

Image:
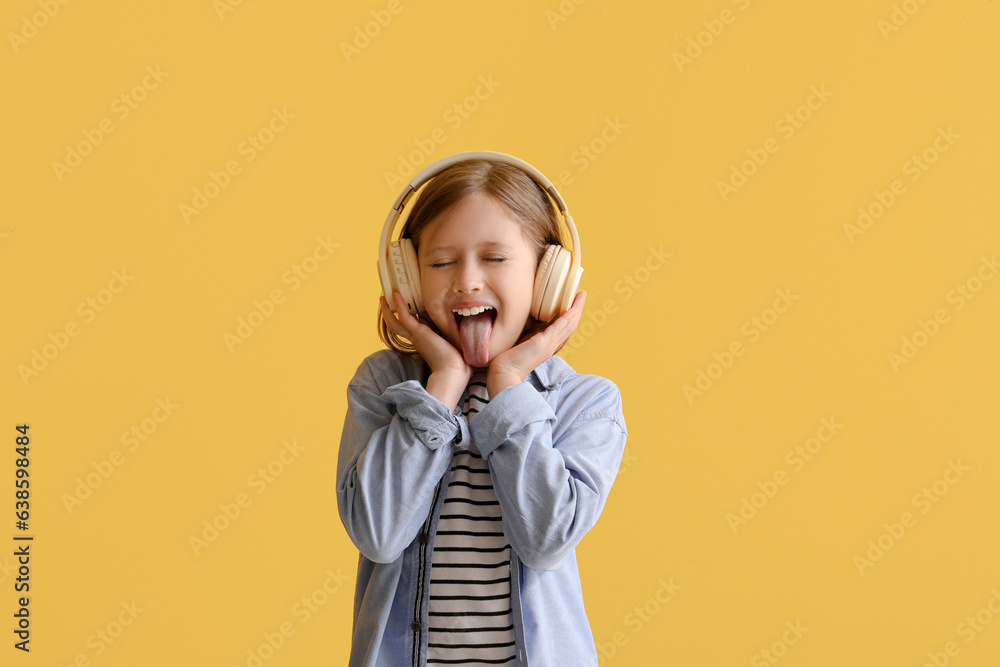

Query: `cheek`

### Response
(420, 284, 449, 317)
(498, 304, 533, 336)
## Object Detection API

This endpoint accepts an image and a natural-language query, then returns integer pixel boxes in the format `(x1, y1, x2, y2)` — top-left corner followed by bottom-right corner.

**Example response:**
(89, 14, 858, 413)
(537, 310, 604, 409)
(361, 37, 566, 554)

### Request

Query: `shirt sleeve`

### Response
(468, 376, 628, 572)
(337, 363, 471, 564)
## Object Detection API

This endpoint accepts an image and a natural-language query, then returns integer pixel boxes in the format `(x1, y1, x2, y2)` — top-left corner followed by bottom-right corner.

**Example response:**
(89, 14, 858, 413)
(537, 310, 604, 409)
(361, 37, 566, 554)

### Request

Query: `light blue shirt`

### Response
(337, 348, 628, 666)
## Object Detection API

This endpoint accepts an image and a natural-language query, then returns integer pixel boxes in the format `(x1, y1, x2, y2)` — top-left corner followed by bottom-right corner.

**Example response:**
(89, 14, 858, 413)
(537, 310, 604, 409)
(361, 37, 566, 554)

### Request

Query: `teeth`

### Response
(452, 305, 494, 317)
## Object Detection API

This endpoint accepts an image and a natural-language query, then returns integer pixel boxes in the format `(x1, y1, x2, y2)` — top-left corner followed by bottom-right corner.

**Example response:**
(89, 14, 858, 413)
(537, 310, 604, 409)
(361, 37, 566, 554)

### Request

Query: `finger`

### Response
(379, 295, 396, 324)
(555, 292, 586, 327)
(565, 292, 586, 326)
(549, 292, 586, 342)
(391, 291, 420, 328)
(380, 295, 411, 338)
(557, 292, 586, 319)
(380, 295, 395, 317)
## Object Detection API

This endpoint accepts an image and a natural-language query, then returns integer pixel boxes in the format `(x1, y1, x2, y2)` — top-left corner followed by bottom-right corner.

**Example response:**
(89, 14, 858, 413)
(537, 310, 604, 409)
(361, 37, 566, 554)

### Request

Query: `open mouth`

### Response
(452, 306, 498, 366)
(453, 307, 497, 328)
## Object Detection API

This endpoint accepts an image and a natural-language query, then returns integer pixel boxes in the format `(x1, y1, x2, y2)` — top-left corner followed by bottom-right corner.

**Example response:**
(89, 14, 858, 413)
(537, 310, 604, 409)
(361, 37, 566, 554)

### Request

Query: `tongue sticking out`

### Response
(458, 311, 494, 367)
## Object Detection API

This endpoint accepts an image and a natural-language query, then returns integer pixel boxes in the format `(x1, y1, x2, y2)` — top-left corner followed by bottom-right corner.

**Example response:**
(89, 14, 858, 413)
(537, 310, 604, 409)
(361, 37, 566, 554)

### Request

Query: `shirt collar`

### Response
(526, 354, 574, 390)
(409, 352, 573, 391)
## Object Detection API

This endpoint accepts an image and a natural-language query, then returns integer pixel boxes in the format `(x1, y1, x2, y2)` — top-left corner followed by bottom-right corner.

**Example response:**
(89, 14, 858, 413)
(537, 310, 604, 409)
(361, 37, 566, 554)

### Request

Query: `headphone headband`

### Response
(377, 150, 581, 314)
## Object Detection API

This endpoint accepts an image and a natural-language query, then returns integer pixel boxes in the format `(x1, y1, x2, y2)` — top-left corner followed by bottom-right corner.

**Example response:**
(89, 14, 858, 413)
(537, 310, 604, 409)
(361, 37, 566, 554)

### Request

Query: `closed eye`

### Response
(431, 258, 507, 268)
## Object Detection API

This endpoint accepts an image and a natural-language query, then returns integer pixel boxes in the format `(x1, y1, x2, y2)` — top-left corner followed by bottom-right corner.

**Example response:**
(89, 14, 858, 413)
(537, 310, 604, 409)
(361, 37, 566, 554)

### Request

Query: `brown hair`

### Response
(377, 158, 567, 360)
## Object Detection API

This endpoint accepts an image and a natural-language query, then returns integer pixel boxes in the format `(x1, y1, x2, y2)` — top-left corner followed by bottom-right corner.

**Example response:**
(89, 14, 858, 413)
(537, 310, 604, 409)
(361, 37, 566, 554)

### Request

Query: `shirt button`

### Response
(418, 532, 429, 544)
(411, 621, 422, 631)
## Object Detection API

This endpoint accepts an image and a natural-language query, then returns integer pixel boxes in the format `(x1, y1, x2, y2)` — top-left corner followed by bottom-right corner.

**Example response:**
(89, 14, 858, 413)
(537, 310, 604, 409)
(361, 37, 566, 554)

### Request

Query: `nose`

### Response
(452, 258, 484, 294)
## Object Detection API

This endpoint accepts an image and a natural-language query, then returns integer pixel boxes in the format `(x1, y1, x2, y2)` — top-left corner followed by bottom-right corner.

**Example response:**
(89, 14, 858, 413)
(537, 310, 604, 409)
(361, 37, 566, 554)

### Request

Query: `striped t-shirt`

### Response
(426, 370, 517, 665)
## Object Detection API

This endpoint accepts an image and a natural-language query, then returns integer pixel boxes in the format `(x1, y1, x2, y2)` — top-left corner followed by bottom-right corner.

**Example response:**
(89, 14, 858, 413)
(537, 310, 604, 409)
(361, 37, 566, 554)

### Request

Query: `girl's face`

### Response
(417, 193, 537, 369)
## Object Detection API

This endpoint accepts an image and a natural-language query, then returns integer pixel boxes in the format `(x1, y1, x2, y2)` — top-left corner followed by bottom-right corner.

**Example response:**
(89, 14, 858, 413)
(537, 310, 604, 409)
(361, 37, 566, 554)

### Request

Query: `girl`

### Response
(338, 155, 628, 666)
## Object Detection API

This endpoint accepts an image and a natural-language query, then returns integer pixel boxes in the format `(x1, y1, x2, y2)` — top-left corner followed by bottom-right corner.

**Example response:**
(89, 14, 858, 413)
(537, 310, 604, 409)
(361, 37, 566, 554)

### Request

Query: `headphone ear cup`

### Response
(531, 245, 556, 321)
(532, 244, 572, 322)
(387, 238, 423, 318)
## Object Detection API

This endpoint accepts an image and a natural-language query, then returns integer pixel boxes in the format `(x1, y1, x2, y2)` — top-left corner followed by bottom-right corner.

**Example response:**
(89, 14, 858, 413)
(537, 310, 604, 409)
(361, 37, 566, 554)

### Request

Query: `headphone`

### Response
(377, 150, 583, 324)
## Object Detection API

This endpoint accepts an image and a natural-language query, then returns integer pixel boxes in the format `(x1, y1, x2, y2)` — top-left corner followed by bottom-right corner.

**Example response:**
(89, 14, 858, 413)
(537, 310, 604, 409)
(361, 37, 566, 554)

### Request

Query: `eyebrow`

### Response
(423, 241, 513, 253)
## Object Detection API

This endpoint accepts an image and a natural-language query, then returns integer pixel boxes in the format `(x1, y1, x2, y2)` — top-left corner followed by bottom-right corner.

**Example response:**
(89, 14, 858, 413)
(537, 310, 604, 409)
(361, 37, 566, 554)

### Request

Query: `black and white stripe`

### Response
(426, 372, 517, 665)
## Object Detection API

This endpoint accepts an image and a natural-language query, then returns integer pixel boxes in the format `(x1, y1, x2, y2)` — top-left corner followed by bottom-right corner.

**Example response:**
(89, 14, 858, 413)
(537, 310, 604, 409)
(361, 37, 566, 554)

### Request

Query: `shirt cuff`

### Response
(380, 380, 469, 450)
(469, 382, 556, 459)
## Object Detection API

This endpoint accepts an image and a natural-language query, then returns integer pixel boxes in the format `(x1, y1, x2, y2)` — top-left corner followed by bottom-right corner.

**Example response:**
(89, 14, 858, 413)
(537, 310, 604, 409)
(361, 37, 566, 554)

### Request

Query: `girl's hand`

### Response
(380, 291, 473, 380)
(487, 291, 587, 397)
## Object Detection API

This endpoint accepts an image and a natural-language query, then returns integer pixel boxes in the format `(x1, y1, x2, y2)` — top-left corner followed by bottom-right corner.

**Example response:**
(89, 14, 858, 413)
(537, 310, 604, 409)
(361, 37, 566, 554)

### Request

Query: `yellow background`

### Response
(2, 0, 999, 665)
